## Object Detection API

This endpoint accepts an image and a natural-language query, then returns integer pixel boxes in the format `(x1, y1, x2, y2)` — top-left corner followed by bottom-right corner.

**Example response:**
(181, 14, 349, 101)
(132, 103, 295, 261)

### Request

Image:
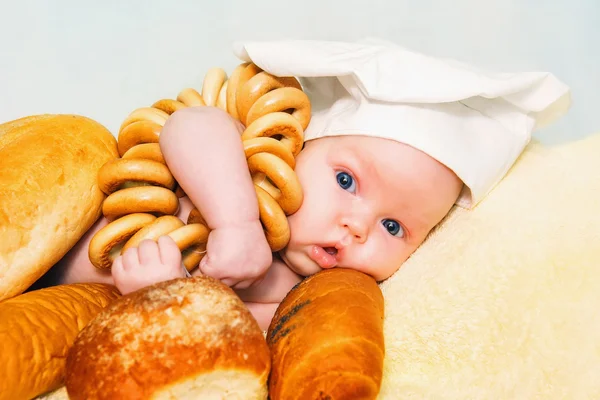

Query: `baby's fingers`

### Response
(111, 255, 130, 291)
(111, 256, 125, 276)
(198, 255, 230, 281)
(138, 239, 161, 266)
(122, 247, 140, 271)
(158, 235, 182, 266)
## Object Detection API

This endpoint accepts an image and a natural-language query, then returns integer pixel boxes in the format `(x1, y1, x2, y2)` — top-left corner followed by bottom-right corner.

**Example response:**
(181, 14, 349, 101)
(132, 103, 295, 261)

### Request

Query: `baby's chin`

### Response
(278, 248, 321, 277)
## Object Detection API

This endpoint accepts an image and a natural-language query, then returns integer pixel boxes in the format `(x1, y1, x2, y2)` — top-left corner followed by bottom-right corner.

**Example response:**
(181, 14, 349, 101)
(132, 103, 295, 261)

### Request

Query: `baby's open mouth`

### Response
(310, 245, 338, 269)
(323, 247, 337, 256)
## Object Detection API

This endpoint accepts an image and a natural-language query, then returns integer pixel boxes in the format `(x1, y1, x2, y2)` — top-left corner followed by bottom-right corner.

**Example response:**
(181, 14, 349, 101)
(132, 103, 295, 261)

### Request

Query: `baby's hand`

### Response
(197, 220, 272, 290)
(112, 236, 185, 295)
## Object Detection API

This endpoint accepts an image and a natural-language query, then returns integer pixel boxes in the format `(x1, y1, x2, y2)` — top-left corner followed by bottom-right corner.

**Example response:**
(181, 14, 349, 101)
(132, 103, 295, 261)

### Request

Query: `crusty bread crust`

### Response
(65, 276, 271, 400)
(0, 114, 118, 300)
(0, 283, 121, 400)
(267, 268, 386, 399)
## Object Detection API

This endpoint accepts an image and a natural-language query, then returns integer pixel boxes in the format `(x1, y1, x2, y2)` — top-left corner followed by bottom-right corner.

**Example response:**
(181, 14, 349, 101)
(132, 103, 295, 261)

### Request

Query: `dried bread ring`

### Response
(177, 88, 206, 107)
(242, 112, 304, 157)
(187, 207, 208, 226)
(122, 142, 166, 164)
(117, 120, 162, 156)
(168, 223, 210, 270)
(236, 72, 302, 126)
(255, 185, 290, 251)
(89, 213, 157, 270)
(117, 215, 208, 271)
(225, 63, 251, 119)
(121, 215, 185, 253)
(244, 137, 296, 170)
(98, 158, 175, 195)
(248, 152, 303, 215)
(102, 186, 179, 219)
(216, 81, 228, 110)
(202, 68, 227, 107)
(119, 107, 169, 133)
(152, 99, 188, 115)
(120, 143, 185, 197)
(245, 87, 311, 131)
(174, 185, 187, 198)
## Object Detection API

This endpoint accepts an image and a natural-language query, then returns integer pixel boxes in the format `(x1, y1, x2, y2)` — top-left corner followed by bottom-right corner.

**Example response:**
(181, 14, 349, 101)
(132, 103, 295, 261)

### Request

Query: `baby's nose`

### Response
(341, 217, 368, 244)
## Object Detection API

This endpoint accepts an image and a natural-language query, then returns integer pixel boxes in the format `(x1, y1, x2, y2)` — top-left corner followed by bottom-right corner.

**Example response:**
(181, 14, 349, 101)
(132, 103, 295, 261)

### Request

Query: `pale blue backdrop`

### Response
(0, 0, 597, 145)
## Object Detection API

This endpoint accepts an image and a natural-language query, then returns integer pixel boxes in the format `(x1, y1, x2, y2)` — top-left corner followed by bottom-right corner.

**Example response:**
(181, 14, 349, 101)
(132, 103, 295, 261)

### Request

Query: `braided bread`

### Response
(88, 63, 309, 272)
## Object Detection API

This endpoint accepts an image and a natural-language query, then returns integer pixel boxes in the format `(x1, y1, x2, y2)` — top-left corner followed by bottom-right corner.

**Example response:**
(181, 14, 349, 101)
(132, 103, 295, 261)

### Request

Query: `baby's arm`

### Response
(159, 106, 272, 289)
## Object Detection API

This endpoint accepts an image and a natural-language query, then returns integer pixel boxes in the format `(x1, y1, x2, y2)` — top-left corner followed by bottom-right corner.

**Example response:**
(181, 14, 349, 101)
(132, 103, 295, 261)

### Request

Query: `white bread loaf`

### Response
(65, 276, 271, 399)
(0, 283, 121, 400)
(0, 114, 118, 300)
(267, 268, 386, 399)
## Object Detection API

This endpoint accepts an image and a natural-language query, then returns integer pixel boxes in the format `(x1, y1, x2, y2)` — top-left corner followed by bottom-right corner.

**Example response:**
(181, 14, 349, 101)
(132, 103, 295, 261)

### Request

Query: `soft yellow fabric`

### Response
(378, 132, 600, 399)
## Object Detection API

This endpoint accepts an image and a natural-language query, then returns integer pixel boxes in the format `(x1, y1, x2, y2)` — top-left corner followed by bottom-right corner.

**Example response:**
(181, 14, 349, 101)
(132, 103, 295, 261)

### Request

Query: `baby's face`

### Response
(279, 135, 463, 282)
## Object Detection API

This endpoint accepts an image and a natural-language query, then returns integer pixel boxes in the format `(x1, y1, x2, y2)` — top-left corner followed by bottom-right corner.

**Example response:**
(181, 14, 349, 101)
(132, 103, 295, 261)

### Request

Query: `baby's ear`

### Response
(378, 133, 600, 398)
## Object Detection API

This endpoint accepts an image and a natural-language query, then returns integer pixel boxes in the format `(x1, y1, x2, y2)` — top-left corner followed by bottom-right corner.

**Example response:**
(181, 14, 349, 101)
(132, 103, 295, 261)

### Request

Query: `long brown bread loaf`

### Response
(267, 268, 386, 399)
(0, 283, 121, 400)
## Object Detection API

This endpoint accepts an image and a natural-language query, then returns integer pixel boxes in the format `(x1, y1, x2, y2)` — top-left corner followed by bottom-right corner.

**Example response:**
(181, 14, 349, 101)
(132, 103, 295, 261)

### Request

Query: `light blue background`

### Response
(1, 0, 597, 145)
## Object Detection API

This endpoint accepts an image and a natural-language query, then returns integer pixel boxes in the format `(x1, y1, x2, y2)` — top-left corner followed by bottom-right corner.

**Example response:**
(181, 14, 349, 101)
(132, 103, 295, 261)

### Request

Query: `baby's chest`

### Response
(235, 259, 302, 304)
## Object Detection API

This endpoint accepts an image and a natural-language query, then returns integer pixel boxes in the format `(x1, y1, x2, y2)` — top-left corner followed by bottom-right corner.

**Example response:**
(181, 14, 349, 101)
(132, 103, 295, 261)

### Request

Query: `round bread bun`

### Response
(65, 276, 271, 400)
(0, 114, 118, 300)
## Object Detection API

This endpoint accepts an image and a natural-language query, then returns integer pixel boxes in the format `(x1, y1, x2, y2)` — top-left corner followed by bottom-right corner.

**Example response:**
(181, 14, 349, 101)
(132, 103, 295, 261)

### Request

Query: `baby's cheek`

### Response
(356, 243, 404, 281)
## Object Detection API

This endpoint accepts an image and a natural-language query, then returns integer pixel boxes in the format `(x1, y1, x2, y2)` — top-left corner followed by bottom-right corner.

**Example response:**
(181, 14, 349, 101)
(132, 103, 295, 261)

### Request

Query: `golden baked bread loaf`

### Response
(267, 268, 386, 400)
(65, 276, 271, 400)
(0, 283, 121, 400)
(0, 114, 118, 300)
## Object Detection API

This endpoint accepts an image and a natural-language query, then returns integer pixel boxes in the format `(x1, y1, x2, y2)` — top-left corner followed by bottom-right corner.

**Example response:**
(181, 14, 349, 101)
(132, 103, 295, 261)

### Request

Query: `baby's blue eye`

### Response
(336, 171, 356, 192)
(382, 219, 404, 237)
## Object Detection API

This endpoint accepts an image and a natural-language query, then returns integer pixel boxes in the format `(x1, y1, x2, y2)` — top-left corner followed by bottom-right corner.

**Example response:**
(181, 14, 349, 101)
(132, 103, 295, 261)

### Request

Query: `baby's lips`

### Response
(309, 245, 338, 269)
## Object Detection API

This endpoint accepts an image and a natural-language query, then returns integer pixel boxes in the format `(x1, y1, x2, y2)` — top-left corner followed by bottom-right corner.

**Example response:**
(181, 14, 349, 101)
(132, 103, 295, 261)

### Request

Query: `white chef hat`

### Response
(232, 38, 571, 208)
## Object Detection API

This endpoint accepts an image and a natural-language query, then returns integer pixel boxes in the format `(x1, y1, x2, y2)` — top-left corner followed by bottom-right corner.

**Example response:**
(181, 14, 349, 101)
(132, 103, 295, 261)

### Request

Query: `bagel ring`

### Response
(243, 137, 296, 170)
(245, 87, 311, 131)
(187, 207, 208, 226)
(97, 158, 175, 195)
(121, 215, 185, 253)
(117, 120, 162, 156)
(255, 185, 290, 251)
(168, 223, 210, 271)
(202, 68, 227, 107)
(102, 186, 179, 220)
(119, 107, 169, 133)
(225, 63, 252, 119)
(247, 152, 303, 215)
(88, 213, 158, 270)
(122, 143, 166, 165)
(152, 99, 188, 115)
(120, 216, 209, 271)
(242, 112, 305, 157)
(177, 88, 206, 107)
(236, 72, 302, 126)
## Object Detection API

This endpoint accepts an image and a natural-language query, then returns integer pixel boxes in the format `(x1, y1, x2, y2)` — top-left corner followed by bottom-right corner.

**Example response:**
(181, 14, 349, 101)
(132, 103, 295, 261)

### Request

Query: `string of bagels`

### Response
(88, 62, 310, 272)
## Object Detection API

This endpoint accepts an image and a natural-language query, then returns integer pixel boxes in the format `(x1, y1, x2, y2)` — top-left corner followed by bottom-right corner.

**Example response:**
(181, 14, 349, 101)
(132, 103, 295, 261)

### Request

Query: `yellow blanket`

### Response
(378, 133, 600, 399)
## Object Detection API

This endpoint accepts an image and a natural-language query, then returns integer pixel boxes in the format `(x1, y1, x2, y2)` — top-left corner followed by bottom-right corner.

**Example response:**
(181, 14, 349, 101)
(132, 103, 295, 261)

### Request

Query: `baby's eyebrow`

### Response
(352, 148, 386, 187)
(345, 147, 394, 201)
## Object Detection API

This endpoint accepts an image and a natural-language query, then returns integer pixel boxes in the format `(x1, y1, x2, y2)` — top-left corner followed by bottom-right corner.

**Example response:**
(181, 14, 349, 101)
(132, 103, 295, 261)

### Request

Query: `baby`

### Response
(40, 39, 568, 331)
(47, 105, 462, 330)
